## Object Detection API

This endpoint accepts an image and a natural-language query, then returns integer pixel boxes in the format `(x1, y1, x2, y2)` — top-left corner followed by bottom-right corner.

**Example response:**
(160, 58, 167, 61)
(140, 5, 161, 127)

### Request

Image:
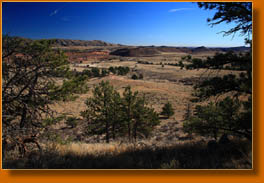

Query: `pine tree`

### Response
(109, 91, 125, 140)
(2, 36, 89, 154)
(122, 86, 138, 142)
(161, 102, 175, 119)
(132, 95, 160, 141)
(81, 81, 114, 143)
(82, 83, 160, 143)
(183, 2, 252, 141)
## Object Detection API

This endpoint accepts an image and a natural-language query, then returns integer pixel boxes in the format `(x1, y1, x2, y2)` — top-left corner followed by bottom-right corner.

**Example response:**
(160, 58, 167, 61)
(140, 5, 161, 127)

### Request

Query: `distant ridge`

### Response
(5, 36, 250, 54)
(50, 39, 121, 47)
(110, 47, 160, 57)
(110, 46, 250, 57)
(5, 36, 121, 47)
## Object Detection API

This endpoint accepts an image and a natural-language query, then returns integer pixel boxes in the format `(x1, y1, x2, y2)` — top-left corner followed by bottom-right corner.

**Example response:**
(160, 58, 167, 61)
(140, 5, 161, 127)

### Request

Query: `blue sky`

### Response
(3, 2, 247, 47)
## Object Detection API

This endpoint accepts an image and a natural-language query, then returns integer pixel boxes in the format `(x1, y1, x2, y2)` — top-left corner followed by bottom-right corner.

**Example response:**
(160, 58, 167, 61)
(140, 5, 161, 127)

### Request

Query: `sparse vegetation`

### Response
(2, 2, 252, 170)
(137, 60, 153, 65)
(3, 139, 251, 169)
(65, 116, 79, 129)
(108, 66, 130, 75)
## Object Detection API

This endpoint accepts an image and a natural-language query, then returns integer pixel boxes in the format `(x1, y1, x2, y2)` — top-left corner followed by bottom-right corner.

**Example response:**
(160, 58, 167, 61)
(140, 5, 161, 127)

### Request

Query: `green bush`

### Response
(160, 102, 175, 118)
(65, 117, 78, 128)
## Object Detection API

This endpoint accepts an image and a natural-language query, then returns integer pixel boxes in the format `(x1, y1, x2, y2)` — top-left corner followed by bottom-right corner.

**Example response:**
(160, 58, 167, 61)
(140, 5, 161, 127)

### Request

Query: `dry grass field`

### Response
(3, 138, 251, 169)
(3, 50, 251, 169)
(2, 1, 253, 172)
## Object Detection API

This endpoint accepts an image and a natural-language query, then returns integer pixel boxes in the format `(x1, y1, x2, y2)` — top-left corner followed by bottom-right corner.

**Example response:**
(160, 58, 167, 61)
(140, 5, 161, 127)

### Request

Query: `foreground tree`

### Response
(81, 82, 160, 143)
(183, 2, 252, 141)
(2, 36, 89, 155)
(133, 97, 160, 141)
(110, 90, 125, 140)
(81, 81, 114, 143)
(122, 86, 139, 142)
(197, 2, 252, 37)
(183, 97, 250, 140)
(123, 86, 160, 141)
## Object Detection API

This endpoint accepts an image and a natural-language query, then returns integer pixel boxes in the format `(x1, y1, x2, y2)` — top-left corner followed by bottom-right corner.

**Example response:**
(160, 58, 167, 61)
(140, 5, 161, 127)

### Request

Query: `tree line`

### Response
(72, 66, 130, 78)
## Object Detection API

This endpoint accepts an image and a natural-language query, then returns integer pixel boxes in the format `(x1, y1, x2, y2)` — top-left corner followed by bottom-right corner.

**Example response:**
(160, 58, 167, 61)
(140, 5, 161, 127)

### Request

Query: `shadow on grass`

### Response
(3, 140, 252, 169)
(159, 116, 169, 120)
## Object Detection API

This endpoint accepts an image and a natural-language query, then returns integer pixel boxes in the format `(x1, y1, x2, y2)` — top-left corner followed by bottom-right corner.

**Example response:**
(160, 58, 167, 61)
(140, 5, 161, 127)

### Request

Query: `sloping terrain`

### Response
(51, 39, 121, 47)
(110, 46, 250, 57)
(110, 47, 160, 57)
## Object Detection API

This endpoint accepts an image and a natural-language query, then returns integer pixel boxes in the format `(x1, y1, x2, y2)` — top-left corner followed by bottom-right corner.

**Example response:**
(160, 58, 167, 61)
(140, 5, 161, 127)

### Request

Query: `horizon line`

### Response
(3, 34, 249, 48)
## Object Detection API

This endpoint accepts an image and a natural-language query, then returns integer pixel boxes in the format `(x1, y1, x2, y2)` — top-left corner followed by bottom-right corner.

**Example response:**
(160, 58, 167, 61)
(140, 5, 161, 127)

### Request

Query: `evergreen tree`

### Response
(183, 103, 192, 121)
(197, 2, 252, 37)
(109, 66, 116, 74)
(2, 36, 89, 152)
(178, 60, 184, 69)
(82, 83, 160, 143)
(91, 67, 100, 77)
(133, 97, 160, 141)
(183, 97, 251, 140)
(123, 87, 160, 142)
(161, 102, 175, 119)
(65, 116, 78, 129)
(183, 2, 252, 140)
(81, 81, 114, 143)
(109, 90, 125, 140)
(101, 68, 109, 77)
(122, 86, 138, 142)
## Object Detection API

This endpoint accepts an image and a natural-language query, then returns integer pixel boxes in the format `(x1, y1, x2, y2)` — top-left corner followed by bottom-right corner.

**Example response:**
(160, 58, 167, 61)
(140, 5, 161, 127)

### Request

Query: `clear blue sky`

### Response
(3, 2, 247, 47)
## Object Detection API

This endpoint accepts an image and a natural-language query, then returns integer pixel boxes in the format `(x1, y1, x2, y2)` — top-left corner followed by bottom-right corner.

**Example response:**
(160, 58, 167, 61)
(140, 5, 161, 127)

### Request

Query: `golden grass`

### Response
(55, 142, 131, 156)
(11, 53, 249, 169)
(3, 139, 252, 169)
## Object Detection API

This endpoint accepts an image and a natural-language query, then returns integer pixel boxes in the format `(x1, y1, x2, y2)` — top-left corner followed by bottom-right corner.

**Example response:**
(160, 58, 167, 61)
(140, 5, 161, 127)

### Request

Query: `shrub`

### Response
(131, 74, 138, 80)
(65, 117, 78, 128)
(160, 102, 175, 118)
(91, 67, 100, 77)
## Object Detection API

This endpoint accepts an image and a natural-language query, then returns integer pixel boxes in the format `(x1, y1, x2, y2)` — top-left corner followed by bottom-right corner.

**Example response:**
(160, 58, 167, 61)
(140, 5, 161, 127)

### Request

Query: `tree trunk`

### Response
(106, 120, 109, 143)
(133, 122, 137, 142)
(128, 102, 132, 142)
(112, 123, 115, 140)
(128, 122, 131, 142)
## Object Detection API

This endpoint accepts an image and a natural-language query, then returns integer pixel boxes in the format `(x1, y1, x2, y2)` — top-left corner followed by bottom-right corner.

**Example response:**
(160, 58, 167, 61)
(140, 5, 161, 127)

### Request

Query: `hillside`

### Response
(110, 45, 250, 57)
(51, 39, 121, 47)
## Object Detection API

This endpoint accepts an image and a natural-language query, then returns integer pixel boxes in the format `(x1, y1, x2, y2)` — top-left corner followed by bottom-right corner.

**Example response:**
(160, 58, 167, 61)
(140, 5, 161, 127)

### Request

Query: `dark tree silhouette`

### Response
(2, 36, 89, 155)
(197, 2, 252, 37)
(183, 3, 252, 141)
